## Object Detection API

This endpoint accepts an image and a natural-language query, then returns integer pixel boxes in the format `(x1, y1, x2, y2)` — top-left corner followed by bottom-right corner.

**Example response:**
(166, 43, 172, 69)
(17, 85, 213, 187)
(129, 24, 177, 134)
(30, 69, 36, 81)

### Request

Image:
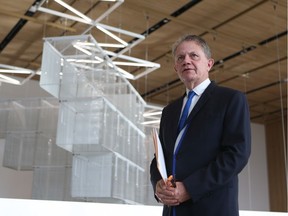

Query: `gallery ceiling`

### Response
(0, 0, 287, 124)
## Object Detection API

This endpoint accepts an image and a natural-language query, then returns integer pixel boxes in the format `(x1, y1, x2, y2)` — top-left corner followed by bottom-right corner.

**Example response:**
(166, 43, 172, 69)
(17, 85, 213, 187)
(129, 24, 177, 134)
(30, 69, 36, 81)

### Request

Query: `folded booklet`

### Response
(152, 128, 167, 181)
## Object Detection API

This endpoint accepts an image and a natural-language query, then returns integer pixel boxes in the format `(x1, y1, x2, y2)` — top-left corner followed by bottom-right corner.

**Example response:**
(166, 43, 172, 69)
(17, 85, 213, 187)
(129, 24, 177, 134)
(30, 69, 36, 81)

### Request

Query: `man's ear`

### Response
(208, 58, 214, 71)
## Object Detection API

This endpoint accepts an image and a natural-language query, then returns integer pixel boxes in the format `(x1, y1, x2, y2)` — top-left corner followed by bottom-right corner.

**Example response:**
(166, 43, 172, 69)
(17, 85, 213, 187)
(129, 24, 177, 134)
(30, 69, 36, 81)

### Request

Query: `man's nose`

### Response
(182, 54, 191, 64)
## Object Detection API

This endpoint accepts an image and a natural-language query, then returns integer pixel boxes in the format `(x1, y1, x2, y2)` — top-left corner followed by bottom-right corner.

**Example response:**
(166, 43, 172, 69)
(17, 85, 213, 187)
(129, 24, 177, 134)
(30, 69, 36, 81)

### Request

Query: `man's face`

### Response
(174, 41, 214, 88)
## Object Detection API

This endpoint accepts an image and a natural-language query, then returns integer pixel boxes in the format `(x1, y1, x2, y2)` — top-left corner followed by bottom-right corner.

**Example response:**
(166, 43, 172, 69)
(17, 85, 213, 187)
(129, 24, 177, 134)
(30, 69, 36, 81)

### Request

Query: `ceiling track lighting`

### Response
(70, 41, 160, 80)
(0, 64, 36, 85)
(54, 0, 92, 23)
(4, 0, 159, 85)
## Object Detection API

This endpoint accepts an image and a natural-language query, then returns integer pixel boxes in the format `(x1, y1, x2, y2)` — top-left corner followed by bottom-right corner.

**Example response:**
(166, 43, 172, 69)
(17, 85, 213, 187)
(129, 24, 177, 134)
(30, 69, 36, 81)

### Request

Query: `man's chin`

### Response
(182, 75, 197, 83)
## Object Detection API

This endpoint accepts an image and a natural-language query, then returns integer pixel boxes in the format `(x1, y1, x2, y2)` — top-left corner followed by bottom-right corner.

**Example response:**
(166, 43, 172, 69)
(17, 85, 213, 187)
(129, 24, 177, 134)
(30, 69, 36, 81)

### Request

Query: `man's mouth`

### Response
(183, 68, 194, 72)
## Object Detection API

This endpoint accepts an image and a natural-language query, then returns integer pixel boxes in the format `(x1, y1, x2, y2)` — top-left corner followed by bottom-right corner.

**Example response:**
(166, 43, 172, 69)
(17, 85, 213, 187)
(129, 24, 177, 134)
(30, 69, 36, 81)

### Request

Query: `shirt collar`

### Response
(186, 78, 211, 96)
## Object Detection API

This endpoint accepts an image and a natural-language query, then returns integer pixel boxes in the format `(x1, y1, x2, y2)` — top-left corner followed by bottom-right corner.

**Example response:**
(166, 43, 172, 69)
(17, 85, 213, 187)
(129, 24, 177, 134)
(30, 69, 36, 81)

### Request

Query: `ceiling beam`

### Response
(0, 9, 76, 32)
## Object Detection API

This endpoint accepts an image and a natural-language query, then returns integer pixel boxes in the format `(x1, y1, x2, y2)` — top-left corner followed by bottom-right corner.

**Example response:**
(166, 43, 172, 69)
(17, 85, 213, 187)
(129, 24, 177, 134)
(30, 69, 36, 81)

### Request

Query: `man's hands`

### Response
(155, 178, 191, 206)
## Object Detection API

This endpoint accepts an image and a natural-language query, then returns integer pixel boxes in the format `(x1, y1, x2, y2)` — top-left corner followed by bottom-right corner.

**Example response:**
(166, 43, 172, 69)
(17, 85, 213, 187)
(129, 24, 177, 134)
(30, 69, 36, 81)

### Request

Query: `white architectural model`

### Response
(39, 34, 157, 204)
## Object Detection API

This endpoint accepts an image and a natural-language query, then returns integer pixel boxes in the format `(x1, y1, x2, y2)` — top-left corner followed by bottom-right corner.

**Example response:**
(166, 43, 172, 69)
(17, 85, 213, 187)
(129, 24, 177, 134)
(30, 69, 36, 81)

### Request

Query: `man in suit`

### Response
(150, 34, 251, 216)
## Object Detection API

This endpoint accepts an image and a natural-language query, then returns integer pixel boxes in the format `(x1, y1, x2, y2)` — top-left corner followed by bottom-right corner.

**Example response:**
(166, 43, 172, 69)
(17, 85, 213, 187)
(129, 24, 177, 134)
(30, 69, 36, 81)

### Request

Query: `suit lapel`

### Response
(186, 82, 216, 124)
(171, 82, 217, 155)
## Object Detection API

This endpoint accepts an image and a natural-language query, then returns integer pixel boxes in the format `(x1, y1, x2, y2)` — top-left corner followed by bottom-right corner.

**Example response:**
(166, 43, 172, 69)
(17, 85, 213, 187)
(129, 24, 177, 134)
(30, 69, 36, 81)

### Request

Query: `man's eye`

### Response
(177, 56, 184, 61)
(190, 53, 198, 58)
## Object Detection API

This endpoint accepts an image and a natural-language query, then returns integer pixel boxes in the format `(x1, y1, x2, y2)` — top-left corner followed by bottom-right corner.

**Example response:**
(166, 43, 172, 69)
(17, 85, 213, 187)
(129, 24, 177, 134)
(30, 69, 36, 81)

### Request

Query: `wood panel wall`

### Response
(265, 117, 287, 212)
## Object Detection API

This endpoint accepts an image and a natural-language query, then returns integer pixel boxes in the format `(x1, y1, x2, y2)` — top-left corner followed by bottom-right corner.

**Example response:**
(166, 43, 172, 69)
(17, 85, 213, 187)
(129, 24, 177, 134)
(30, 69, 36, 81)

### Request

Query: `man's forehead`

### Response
(175, 42, 203, 54)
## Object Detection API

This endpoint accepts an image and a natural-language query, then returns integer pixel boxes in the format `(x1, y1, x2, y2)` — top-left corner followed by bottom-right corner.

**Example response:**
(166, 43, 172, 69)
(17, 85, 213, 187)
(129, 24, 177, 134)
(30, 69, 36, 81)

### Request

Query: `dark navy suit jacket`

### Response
(150, 81, 251, 216)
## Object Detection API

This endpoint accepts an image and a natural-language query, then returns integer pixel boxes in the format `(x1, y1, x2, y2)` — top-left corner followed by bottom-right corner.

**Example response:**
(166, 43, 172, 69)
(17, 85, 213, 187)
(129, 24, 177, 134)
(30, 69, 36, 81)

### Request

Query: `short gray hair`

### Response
(172, 34, 212, 59)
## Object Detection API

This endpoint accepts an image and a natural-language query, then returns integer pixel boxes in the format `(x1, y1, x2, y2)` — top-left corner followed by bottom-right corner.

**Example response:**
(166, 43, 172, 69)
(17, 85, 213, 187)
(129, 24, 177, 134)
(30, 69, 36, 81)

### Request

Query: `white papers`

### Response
(152, 128, 167, 181)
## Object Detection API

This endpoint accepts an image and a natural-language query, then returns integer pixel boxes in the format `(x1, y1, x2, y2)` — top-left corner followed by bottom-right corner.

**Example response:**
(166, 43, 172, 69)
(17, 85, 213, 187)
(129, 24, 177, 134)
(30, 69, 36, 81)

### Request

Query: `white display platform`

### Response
(0, 198, 286, 216)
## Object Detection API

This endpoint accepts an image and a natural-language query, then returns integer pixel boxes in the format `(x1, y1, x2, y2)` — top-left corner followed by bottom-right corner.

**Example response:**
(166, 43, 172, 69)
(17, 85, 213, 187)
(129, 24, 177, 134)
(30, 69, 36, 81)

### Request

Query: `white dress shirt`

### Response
(174, 78, 211, 152)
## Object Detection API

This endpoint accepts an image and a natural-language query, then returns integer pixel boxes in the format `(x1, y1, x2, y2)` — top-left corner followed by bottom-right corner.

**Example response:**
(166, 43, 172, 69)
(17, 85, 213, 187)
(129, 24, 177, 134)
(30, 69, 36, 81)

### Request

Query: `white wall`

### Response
(0, 79, 270, 210)
(0, 77, 51, 99)
(239, 123, 269, 210)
